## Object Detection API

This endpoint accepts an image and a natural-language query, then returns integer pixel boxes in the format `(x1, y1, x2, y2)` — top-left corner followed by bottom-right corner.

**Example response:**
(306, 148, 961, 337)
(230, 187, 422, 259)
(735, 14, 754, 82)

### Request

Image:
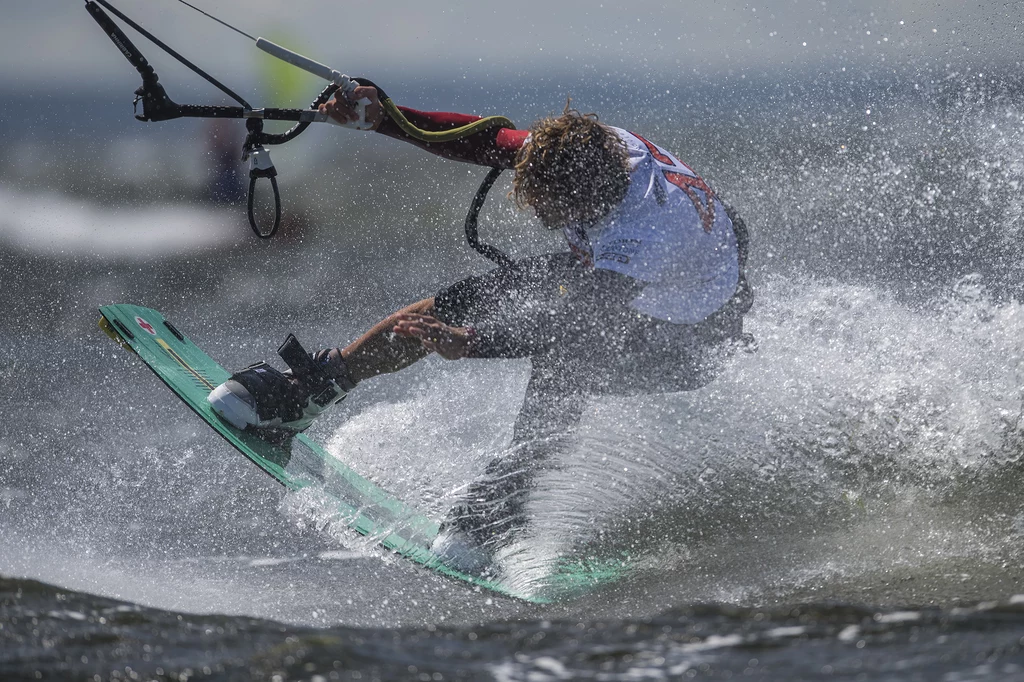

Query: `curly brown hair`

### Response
(511, 102, 630, 229)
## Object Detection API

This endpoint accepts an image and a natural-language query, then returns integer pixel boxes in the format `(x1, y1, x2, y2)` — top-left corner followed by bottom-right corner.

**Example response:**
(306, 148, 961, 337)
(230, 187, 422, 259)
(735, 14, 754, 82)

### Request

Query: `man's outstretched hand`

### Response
(320, 85, 384, 129)
(393, 313, 473, 360)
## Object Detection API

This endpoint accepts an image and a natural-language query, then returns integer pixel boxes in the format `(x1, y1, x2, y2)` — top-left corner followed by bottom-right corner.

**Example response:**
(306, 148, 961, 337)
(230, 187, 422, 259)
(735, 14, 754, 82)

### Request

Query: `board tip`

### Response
(98, 315, 136, 354)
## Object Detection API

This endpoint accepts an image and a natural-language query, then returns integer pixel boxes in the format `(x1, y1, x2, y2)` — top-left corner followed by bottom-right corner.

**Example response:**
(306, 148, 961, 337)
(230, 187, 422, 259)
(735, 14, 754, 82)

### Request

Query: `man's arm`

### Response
(376, 106, 526, 168)
(393, 268, 647, 361)
(320, 85, 528, 169)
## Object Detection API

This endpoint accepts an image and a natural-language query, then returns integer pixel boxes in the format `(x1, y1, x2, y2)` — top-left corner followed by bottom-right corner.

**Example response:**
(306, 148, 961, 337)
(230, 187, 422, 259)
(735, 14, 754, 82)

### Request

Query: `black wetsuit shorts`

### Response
(433, 252, 743, 398)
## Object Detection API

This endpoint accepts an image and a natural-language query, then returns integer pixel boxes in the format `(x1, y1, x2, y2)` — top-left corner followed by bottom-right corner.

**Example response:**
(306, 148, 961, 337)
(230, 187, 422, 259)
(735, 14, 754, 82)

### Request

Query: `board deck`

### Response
(98, 303, 630, 603)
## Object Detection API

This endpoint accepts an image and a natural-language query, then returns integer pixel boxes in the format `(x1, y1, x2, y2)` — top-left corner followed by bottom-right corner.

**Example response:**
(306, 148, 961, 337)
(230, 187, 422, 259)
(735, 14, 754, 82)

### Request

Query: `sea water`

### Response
(3, 68, 1024, 680)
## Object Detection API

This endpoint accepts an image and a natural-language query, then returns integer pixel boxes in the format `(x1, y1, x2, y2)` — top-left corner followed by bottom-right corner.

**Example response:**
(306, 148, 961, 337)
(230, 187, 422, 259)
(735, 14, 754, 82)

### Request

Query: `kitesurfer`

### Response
(208, 86, 753, 569)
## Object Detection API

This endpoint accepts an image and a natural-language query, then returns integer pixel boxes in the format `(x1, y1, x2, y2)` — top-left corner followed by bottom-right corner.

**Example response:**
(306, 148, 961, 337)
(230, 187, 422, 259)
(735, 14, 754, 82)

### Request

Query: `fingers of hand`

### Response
(392, 321, 423, 338)
(393, 315, 465, 358)
(317, 86, 380, 125)
(396, 314, 443, 334)
(393, 320, 441, 343)
(350, 85, 379, 104)
(319, 96, 359, 123)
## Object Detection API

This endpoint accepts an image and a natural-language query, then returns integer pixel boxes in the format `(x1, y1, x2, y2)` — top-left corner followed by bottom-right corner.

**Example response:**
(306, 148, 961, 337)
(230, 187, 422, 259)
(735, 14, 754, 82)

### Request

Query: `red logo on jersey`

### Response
(135, 316, 157, 335)
(630, 131, 676, 167)
(663, 170, 716, 233)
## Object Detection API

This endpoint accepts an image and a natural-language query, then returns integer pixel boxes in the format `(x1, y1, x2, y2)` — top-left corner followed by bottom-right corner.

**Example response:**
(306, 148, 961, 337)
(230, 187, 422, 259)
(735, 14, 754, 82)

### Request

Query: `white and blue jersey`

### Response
(561, 128, 740, 324)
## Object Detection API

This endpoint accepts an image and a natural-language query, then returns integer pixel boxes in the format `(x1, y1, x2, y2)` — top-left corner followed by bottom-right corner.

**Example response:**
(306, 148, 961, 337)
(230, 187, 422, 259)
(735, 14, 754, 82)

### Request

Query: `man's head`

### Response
(512, 104, 630, 229)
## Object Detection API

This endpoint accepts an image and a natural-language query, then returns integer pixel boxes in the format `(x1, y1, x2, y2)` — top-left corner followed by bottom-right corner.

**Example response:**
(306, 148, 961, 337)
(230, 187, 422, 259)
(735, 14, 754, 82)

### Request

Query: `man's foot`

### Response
(208, 334, 355, 433)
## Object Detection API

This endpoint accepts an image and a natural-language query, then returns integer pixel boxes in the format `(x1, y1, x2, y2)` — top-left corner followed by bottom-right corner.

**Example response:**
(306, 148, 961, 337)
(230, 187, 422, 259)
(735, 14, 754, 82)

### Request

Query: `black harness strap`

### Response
(464, 168, 514, 268)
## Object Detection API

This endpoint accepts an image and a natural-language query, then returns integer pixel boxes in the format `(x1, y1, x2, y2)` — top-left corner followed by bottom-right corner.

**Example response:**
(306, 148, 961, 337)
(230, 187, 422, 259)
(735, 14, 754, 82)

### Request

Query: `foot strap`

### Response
(277, 334, 355, 403)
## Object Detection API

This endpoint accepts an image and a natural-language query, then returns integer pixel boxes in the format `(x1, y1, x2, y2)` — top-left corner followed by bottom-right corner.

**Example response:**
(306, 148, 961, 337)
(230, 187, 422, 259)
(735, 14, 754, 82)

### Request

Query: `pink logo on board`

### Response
(135, 316, 157, 335)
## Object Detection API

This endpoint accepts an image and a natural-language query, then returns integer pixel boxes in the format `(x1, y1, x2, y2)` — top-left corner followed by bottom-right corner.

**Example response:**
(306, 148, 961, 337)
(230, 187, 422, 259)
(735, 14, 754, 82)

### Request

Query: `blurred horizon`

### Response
(5, 0, 1022, 198)
(4, 0, 1023, 91)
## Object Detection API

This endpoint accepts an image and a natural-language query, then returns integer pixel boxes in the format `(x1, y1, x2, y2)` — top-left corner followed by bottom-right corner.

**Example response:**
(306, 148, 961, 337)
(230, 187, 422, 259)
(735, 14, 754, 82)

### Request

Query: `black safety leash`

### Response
(85, 0, 513, 264)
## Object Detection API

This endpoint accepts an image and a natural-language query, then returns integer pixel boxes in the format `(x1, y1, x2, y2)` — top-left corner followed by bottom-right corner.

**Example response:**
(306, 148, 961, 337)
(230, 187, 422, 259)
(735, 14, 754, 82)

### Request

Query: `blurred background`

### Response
(2, 1, 1023, 307)
(2, 2, 1021, 256)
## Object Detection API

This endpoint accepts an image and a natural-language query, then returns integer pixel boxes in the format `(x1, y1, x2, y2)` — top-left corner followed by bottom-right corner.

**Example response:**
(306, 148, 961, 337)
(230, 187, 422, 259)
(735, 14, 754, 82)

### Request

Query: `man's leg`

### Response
(442, 354, 586, 550)
(511, 356, 587, 444)
(431, 258, 642, 556)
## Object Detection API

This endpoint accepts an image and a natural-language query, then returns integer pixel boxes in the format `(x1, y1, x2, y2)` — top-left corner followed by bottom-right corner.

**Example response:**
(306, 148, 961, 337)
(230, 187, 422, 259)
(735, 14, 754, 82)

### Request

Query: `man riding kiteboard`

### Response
(207, 86, 753, 571)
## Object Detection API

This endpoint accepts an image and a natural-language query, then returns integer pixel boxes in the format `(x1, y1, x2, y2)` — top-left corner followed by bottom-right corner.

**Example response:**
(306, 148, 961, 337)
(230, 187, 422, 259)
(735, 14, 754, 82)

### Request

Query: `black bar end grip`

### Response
(133, 82, 183, 122)
(85, 0, 155, 80)
(177, 104, 247, 120)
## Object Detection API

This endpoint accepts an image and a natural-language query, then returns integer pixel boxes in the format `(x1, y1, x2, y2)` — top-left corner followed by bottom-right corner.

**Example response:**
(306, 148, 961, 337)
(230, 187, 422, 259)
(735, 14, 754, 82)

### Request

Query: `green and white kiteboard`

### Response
(98, 303, 629, 603)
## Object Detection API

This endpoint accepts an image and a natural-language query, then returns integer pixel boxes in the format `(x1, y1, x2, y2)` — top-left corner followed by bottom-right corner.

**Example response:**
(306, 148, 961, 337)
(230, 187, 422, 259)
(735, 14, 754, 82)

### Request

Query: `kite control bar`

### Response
(254, 39, 373, 131)
(85, 0, 517, 266)
(85, 0, 370, 237)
